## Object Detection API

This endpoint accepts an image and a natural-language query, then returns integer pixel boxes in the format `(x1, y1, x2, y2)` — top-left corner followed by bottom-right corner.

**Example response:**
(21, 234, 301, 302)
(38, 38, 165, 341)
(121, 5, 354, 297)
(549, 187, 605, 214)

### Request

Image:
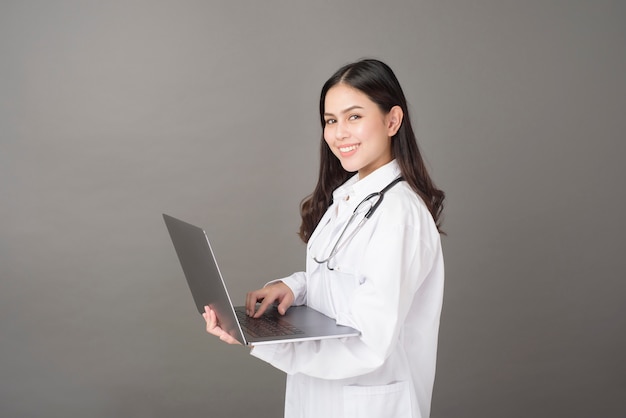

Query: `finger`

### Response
(246, 288, 268, 316)
(245, 291, 257, 316)
(219, 331, 241, 345)
(204, 307, 222, 336)
(203, 307, 241, 345)
(277, 292, 294, 315)
(253, 297, 276, 318)
(204, 306, 215, 324)
(203, 306, 212, 328)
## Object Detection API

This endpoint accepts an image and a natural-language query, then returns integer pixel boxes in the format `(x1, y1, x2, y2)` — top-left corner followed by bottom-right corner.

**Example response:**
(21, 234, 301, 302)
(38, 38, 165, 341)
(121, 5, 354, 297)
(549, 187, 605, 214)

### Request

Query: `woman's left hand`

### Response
(202, 306, 242, 345)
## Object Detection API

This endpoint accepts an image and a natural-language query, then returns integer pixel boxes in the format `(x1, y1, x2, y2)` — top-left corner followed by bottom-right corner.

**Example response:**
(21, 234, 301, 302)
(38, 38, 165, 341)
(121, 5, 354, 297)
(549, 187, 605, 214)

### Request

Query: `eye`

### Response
(325, 118, 336, 125)
(348, 114, 361, 121)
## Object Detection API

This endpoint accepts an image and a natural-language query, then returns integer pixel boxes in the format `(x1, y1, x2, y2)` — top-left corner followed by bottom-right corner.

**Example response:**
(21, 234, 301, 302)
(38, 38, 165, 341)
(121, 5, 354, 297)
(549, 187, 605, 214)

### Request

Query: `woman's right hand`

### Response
(245, 281, 294, 318)
(202, 306, 241, 345)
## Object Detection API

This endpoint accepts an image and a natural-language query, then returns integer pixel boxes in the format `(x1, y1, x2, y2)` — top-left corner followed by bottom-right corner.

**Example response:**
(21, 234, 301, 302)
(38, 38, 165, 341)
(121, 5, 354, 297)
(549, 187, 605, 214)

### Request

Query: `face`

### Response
(323, 84, 402, 179)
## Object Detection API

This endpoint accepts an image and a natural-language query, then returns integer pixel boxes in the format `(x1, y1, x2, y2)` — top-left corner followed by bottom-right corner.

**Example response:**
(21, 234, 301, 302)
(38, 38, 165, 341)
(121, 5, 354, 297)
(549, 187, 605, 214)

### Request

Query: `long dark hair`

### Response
(298, 59, 445, 242)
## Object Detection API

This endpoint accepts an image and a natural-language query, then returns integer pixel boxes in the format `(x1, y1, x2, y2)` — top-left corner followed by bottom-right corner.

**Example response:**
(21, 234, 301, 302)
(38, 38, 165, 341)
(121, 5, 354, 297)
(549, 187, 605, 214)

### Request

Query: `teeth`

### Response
(339, 145, 358, 152)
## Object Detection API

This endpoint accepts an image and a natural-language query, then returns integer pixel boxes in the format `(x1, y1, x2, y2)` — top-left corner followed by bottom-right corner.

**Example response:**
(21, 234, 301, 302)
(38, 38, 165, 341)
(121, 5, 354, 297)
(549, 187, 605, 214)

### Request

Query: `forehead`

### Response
(324, 84, 376, 112)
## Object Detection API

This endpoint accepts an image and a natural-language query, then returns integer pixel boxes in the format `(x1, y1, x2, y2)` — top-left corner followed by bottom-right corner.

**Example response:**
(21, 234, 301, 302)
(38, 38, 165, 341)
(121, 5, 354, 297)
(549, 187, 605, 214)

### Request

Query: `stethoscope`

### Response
(312, 176, 405, 270)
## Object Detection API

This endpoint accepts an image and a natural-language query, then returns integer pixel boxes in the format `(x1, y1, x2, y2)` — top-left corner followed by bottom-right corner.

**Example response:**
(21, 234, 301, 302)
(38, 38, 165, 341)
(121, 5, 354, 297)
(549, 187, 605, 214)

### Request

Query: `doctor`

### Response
(203, 59, 445, 418)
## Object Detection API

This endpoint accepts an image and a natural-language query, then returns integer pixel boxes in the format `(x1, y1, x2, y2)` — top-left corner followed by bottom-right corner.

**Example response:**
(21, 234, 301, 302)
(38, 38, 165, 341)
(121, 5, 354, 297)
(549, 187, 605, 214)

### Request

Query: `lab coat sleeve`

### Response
(271, 271, 307, 306)
(252, 201, 436, 379)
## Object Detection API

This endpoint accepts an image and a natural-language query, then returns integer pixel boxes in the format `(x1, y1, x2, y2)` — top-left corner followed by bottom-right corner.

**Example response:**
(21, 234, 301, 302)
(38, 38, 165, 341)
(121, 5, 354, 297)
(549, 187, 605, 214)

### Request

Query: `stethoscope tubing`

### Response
(312, 176, 404, 269)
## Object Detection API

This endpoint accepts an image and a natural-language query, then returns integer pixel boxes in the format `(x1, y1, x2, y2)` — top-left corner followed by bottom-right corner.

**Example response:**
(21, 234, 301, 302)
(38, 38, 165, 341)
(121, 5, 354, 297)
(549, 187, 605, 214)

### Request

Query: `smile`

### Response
(339, 144, 359, 153)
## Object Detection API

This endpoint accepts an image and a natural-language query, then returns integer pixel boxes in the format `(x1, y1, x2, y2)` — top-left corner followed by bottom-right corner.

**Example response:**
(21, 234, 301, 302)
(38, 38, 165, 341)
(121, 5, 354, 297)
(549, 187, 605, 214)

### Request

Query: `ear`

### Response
(386, 105, 404, 137)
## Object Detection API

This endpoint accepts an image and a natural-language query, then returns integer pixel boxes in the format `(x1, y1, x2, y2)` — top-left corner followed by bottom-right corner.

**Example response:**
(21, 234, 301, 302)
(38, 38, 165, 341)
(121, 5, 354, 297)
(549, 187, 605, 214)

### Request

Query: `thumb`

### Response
(277, 294, 293, 316)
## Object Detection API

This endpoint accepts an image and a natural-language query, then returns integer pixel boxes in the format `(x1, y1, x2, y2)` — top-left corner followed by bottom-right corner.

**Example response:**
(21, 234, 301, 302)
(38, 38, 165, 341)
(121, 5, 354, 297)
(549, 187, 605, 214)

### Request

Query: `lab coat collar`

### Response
(333, 160, 402, 204)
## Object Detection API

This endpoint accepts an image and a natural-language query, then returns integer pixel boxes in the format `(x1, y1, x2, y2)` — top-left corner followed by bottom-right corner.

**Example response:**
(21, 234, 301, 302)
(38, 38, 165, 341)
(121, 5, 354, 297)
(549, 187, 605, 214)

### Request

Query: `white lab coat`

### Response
(251, 160, 444, 418)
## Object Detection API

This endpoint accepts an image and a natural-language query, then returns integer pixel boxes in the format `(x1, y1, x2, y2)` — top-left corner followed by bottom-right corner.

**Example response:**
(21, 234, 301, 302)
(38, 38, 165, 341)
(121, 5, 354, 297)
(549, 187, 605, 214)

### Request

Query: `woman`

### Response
(204, 59, 445, 418)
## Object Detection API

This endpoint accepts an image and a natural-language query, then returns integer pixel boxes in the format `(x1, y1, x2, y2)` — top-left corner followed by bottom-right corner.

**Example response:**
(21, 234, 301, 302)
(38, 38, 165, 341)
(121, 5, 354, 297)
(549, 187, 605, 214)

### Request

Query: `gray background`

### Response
(1, 1, 625, 417)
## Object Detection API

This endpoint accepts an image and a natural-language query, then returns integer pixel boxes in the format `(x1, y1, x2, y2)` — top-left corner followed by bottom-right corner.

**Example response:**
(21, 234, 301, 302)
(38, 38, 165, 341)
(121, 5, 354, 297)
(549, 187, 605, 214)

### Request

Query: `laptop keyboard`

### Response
(235, 308, 305, 338)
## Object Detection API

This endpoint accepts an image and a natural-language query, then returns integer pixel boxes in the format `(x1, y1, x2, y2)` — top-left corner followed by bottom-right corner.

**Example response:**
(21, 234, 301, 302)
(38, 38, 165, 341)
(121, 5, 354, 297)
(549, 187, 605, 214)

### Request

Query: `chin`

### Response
(340, 163, 359, 174)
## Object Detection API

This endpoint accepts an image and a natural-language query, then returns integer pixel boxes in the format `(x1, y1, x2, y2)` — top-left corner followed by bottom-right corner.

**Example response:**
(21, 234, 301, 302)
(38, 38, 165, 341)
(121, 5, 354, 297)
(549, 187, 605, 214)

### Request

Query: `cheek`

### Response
(323, 128, 332, 145)
(359, 120, 387, 143)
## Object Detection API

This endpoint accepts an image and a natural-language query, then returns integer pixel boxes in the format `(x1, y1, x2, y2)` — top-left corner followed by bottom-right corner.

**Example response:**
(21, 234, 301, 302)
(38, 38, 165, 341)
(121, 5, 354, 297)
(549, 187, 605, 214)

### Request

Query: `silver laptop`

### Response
(163, 214, 360, 346)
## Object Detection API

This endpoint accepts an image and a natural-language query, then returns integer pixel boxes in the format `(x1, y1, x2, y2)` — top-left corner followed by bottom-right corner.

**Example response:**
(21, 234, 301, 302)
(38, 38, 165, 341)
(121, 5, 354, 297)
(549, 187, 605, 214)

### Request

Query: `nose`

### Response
(334, 121, 349, 140)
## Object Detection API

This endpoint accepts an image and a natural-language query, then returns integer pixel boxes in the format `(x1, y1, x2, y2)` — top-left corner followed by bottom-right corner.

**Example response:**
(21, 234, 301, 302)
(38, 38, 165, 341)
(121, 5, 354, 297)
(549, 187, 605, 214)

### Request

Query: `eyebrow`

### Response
(324, 105, 364, 117)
